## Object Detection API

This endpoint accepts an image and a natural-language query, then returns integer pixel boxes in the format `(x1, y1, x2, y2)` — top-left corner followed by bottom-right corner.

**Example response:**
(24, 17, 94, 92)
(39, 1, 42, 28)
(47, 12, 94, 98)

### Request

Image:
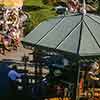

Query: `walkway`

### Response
(0, 43, 32, 61)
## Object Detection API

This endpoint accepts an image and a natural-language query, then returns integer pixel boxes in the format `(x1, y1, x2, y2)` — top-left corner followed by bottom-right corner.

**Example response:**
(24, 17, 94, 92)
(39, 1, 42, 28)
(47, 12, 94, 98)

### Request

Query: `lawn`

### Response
(23, 0, 57, 33)
(24, 0, 44, 6)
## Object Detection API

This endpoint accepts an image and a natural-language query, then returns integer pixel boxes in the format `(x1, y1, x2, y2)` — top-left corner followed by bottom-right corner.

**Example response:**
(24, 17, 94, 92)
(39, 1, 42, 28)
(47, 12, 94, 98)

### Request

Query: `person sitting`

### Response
(87, 61, 100, 97)
(88, 62, 100, 84)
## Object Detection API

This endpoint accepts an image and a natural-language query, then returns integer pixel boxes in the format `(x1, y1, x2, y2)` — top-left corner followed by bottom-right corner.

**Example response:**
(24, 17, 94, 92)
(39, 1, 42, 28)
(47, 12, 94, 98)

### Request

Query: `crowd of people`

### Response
(67, 0, 87, 14)
(7, 60, 100, 100)
(7, 64, 69, 100)
(68, 0, 80, 13)
(0, 7, 27, 55)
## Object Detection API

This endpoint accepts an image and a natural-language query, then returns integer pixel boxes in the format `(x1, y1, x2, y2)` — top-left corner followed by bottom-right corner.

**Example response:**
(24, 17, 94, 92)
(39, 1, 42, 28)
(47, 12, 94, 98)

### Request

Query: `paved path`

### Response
(0, 44, 32, 61)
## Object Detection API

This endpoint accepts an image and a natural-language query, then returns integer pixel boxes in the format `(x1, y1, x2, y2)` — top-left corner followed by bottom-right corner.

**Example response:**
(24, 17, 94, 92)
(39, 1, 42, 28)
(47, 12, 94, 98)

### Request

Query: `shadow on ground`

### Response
(22, 5, 44, 12)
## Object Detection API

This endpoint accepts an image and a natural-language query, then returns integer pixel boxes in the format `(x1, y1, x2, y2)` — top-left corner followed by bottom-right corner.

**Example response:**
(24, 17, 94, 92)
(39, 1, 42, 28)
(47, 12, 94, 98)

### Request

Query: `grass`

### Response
(24, 0, 44, 6)
(23, 0, 57, 33)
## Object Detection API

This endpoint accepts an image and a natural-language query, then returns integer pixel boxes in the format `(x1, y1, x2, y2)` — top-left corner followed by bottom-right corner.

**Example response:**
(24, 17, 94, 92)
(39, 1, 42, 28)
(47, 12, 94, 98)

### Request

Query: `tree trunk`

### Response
(97, 0, 100, 14)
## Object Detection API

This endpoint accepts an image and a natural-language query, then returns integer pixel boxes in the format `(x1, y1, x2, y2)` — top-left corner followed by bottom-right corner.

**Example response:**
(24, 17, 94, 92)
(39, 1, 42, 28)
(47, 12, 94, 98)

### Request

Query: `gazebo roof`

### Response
(22, 13, 100, 56)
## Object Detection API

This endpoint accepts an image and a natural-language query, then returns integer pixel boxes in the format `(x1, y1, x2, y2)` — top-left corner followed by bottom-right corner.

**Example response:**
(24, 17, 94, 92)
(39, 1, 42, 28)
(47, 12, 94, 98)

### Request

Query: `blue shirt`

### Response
(8, 70, 22, 80)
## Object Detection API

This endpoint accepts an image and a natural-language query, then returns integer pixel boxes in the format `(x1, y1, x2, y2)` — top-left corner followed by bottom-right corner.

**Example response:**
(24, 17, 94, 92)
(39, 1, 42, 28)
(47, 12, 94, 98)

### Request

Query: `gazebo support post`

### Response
(72, 61, 80, 100)
(33, 47, 38, 84)
(76, 62, 81, 100)
(33, 47, 43, 83)
(22, 54, 29, 73)
(32, 47, 44, 99)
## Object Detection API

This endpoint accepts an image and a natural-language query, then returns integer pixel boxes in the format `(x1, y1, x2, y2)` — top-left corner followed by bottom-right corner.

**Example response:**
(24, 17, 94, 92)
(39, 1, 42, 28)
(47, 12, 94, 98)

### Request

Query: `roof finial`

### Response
(83, 0, 86, 15)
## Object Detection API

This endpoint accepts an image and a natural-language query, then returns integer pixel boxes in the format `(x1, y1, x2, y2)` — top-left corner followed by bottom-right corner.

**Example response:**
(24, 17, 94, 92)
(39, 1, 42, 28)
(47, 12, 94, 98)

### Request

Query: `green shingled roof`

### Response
(22, 13, 100, 56)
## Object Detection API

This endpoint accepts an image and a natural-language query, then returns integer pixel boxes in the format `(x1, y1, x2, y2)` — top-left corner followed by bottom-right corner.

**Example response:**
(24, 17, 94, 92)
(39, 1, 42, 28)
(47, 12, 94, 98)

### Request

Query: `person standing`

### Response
(8, 64, 24, 98)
